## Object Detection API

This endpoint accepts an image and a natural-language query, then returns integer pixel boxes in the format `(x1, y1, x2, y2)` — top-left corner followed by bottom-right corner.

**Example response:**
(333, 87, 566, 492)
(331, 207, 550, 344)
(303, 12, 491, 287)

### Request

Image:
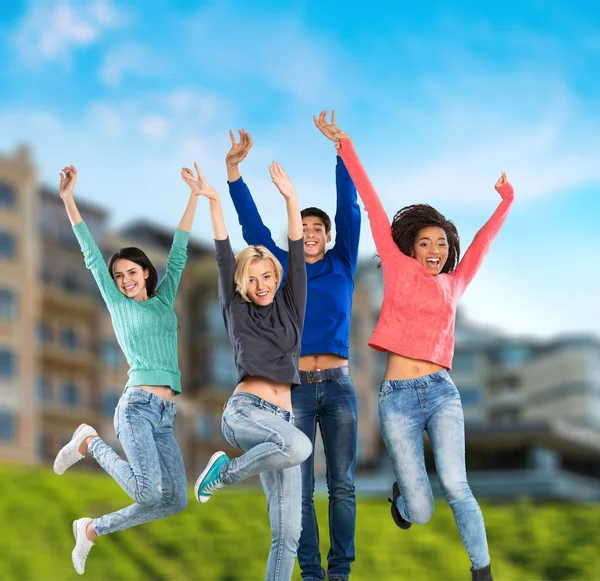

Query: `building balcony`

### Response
(349, 468, 600, 502)
(40, 403, 102, 426)
(38, 344, 98, 371)
(487, 389, 522, 408)
(41, 285, 98, 317)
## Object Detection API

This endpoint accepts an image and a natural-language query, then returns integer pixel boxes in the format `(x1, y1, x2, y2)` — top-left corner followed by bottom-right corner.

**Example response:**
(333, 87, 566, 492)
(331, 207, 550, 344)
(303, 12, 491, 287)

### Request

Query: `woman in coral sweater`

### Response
(314, 111, 514, 581)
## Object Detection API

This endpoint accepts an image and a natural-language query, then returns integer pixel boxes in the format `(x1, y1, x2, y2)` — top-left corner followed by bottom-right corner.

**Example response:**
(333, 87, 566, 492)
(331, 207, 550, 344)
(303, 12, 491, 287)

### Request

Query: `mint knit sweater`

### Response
(73, 221, 189, 394)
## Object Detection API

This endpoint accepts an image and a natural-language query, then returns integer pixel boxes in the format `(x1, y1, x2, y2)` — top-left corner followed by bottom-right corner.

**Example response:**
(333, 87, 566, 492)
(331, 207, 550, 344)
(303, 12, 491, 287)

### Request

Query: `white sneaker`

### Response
(53, 424, 98, 475)
(72, 517, 94, 575)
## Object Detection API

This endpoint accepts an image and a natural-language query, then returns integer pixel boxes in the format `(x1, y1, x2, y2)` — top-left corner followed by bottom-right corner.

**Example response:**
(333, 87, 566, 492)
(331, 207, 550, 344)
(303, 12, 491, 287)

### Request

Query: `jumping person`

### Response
(192, 161, 312, 581)
(224, 128, 360, 581)
(314, 111, 514, 581)
(53, 164, 202, 575)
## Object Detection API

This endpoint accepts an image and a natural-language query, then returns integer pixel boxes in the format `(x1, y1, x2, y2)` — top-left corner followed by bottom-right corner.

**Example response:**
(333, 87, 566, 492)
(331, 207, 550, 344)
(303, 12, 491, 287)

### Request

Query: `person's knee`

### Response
(280, 432, 312, 467)
(133, 483, 162, 506)
(440, 477, 472, 503)
(404, 496, 434, 524)
(172, 489, 189, 514)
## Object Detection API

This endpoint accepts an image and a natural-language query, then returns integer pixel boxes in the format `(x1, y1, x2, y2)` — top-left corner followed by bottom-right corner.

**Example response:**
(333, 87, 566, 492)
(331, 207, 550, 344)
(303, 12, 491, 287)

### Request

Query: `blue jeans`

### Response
(292, 375, 358, 581)
(220, 393, 313, 581)
(379, 370, 490, 570)
(89, 387, 188, 536)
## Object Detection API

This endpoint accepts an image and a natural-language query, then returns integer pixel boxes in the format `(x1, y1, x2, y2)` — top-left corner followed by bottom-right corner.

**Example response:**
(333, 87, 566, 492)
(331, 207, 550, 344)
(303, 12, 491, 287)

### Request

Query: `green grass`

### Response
(1, 464, 598, 580)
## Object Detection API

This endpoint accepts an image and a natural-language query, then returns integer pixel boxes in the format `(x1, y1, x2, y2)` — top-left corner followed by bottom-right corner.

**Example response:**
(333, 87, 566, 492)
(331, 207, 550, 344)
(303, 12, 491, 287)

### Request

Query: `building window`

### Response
(60, 381, 80, 407)
(61, 273, 79, 293)
(0, 289, 16, 320)
(0, 183, 15, 208)
(0, 412, 15, 441)
(102, 390, 121, 418)
(452, 351, 479, 373)
(37, 322, 52, 344)
(0, 231, 15, 258)
(101, 341, 123, 369)
(491, 344, 533, 368)
(0, 350, 15, 378)
(205, 299, 226, 336)
(37, 375, 52, 402)
(60, 328, 79, 351)
(37, 431, 54, 461)
(459, 387, 483, 407)
(210, 344, 238, 387)
(195, 414, 214, 438)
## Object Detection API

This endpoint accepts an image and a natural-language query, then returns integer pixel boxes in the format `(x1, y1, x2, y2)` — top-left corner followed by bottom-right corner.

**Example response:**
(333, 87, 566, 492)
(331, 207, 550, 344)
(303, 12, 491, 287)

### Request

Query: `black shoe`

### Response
(387, 481, 412, 530)
(471, 564, 493, 581)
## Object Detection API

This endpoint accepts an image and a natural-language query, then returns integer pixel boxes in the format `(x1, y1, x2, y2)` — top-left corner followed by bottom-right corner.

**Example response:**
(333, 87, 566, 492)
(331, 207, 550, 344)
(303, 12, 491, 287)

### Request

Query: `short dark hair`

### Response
(301, 207, 331, 234)
(107, 247, 158, 297)
(390, 204, 460, 273)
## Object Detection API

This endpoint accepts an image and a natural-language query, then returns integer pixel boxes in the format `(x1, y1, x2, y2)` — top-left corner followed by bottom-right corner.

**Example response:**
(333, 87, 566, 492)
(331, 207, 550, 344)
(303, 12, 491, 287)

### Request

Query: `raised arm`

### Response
(59, 166, 122, 306)
(314, 111, 410, 268)
(452, 173, 515, 295)
(226, 129, 287, 266)
(332, 154, 361, 270)
(270, 162, 307, 321)
(154, 167, 204, 304)
(185, 163, 236, 306)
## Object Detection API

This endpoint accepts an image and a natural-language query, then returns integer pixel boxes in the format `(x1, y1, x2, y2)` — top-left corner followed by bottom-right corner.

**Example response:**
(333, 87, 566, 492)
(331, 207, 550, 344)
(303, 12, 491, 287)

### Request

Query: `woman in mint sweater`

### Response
(52, 164, 202, 575)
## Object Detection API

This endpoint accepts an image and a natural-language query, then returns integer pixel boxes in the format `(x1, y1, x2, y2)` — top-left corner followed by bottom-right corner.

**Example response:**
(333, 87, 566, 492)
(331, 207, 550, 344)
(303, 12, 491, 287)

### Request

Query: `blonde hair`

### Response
(234, 245, 283, 302)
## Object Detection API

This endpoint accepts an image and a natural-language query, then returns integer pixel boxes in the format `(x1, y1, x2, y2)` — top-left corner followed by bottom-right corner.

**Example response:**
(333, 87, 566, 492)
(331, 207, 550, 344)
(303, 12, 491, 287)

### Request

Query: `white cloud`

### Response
(185, 4, 348, 105)
(11, 0, 124, 65)
(139, 116, 170, 139)
(98, 42, 164, 85)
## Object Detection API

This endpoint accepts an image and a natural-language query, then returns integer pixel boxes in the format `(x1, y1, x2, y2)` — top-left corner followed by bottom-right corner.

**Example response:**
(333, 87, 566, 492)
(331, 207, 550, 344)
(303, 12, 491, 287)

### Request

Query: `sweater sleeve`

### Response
(331, 155, 361, 272)
(72, 221, 123, 307)
(452, 184, 514, 296)
(337, 137, 411, 269)
(215, 237, 238, 308)
(282, 237, 307, 326)
(155, 229, 189, 305)
(228, 177, 289, 269)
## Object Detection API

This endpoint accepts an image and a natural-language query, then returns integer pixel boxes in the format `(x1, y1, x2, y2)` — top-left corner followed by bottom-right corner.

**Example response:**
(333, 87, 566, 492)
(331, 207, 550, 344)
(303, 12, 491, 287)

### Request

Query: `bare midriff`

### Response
(299, 353, 348, 372)
(385, 352, 446, 381)
(234, 376, 293, 412)
(135, 385, 177, 402)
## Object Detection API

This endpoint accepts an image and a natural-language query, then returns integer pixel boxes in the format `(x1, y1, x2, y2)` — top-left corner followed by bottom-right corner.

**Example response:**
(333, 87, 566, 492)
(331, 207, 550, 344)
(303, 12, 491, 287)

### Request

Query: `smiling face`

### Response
(411, 226, 449, 275)
(302, 215, 331, 262)
(112, 258, 150, 301)
(246, 259, 279, 306)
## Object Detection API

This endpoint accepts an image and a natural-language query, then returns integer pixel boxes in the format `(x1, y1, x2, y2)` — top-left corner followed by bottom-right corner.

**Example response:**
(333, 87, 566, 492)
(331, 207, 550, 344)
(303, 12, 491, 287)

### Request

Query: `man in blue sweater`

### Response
(225, 128, 360, 581)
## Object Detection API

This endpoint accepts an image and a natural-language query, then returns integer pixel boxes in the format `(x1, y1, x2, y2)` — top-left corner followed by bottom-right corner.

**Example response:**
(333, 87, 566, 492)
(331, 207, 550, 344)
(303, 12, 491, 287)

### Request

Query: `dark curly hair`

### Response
(390, 204, 460, 274)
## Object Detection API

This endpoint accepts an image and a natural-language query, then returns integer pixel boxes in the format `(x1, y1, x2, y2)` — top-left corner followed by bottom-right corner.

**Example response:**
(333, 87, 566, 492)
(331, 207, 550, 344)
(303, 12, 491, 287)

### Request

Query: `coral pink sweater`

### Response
(338, 137, 514, 369)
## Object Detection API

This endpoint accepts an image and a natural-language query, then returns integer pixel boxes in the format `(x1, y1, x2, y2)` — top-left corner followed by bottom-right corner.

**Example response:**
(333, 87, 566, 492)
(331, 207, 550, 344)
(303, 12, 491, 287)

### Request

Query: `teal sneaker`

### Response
(194, 451, 229, 503)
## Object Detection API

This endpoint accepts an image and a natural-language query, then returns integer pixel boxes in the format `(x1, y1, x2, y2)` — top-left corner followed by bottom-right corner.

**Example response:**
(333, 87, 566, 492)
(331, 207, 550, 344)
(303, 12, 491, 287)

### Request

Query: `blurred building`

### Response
(352, 267, 600, 501)
(0, 145, 381, 480)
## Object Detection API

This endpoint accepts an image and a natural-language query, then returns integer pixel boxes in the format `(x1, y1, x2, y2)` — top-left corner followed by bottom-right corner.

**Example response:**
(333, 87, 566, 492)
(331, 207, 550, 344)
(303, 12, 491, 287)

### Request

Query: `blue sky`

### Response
(1, 0, 599, 338)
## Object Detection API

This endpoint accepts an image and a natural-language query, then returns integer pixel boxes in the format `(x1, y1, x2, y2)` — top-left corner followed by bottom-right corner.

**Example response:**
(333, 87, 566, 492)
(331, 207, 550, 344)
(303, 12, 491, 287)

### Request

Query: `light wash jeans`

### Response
(88, 387, 188, 536)
(220, 393, 313, 581)
(292, 375, 357, 581)
(379, 370, 490, 570)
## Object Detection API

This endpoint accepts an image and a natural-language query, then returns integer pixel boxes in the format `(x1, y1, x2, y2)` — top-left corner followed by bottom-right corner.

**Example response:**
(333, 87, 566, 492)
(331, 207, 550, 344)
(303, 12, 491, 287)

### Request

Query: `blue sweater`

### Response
(228, 156, 360, 359)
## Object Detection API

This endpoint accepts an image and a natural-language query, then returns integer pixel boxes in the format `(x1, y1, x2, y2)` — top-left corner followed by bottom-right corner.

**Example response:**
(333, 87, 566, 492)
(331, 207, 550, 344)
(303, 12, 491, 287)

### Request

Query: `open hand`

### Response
(226, 129, 253, 166)
(59, 165, 77, 200)
(494, 171, 514, 199)
(269, 162, 296, 200)
(181, 163, 219, 200)
(313, 110, 348, 148)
